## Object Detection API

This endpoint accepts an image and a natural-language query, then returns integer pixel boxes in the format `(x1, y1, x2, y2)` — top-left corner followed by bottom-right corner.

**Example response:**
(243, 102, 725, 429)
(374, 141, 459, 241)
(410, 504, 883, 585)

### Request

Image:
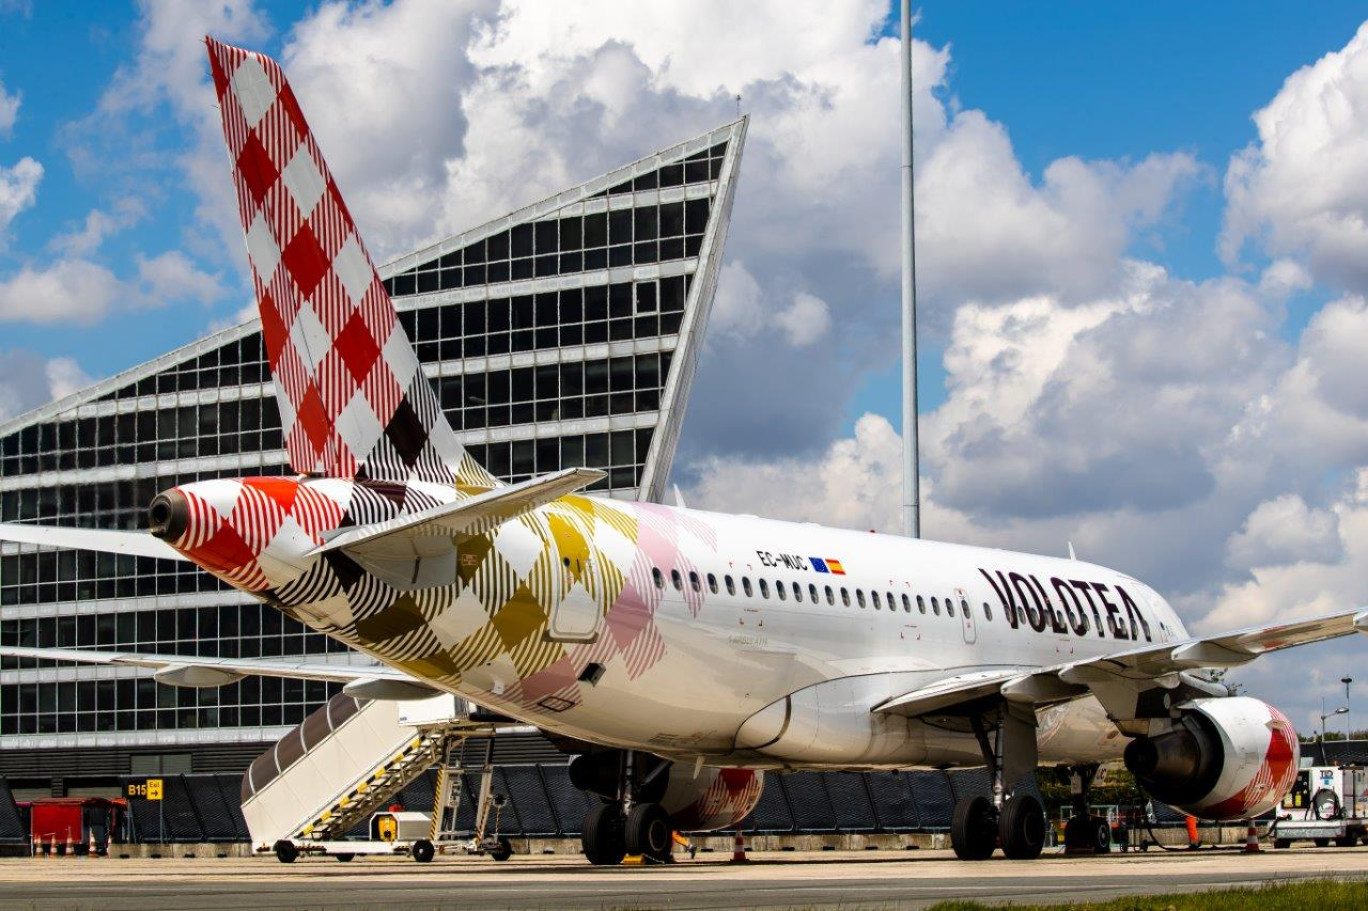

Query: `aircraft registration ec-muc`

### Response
(2, 38, 1367, 865)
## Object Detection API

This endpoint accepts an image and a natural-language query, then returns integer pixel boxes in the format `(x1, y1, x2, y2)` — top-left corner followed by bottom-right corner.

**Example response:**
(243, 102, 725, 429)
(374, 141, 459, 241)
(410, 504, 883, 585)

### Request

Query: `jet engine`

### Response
(568, 751, 764, 832)
(1123, 696, 1298, 819)
(661, 767, 765, 831)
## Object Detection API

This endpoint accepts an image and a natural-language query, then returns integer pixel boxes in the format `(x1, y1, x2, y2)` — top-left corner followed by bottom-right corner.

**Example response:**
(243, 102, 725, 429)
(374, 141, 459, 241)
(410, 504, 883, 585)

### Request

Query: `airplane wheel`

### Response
(1000, 795, 1046, 860)
(624, 803, 672, 862)
(1090, 817, 1111, 853)
(951, 796, 998, 860)
(582, 802, 626, 866)
(411, 839, 435, 863)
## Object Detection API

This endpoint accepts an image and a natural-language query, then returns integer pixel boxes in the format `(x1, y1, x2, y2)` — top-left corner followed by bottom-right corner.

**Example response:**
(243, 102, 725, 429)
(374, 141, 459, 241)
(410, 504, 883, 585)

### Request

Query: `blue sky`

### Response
(0, 2, 1360, 404)
(2, 0, 1368, 736)
(851, 1, 1368, 427)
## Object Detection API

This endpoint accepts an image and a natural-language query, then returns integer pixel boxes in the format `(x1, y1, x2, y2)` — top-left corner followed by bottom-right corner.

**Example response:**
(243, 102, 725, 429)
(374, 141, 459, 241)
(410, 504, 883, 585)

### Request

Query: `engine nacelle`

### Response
(568, 752, 763, 832)
(661, 767, 765, 832)
(1123, 696, 1298, 820)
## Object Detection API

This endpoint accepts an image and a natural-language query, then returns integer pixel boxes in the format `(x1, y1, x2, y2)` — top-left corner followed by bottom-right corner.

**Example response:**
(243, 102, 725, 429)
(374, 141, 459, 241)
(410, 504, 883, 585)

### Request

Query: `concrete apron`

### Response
(73, 826, 1256, 859)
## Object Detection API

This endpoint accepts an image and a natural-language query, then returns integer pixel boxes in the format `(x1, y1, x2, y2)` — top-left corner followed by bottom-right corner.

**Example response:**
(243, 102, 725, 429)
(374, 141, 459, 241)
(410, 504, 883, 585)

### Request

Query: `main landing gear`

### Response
(950, 703, 1045, 861)
(573, 750, 674, 865)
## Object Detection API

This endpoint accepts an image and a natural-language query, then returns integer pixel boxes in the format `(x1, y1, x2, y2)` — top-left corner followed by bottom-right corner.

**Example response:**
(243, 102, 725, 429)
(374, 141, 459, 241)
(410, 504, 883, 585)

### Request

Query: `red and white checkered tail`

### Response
(206, 37, 498, 490)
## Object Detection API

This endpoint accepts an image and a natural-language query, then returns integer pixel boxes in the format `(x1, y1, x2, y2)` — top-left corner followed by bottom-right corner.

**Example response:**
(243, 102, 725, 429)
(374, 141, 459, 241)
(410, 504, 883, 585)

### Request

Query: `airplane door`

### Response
(957, 586, 977, 644)
(549, 553, 603, 642)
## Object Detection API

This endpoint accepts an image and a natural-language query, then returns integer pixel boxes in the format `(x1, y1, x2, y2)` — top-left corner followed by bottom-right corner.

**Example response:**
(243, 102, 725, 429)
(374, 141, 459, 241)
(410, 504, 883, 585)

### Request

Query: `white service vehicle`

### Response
(1273, 765, 1368, 848)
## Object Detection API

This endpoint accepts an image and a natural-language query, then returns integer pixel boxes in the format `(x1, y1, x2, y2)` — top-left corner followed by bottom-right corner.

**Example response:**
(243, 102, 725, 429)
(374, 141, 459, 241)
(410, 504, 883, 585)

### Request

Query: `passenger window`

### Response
(793, 582, 803, 603)
(651, 567, 664, 590)
(742, 577, 752, 597)
(961, 598, 970, 617)
(689, 571, 701, 593)
(825, 586, 835, 606)
(671, 569, 683, 591)
(809, 583, 819, 603)
(776, 580, 787, 601)
(725, 575, 736, 595)
(947, 597, 956, 617)
(707, 573, 718, 594)
(917, 595, 926, 614)
(759, 579, 770, 599)
(871, 591, 881, 610)
(887, 592, 896, 613)
(983, 601, 992, 621)
(901, 593, 911, 613)
(841, 588, 850, 607)
(931, 597, 940, 615)
(856, 590, 866, 609)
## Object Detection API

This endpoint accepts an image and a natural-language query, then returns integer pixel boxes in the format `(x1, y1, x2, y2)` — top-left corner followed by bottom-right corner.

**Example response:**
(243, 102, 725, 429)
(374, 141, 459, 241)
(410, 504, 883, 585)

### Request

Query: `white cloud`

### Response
(0, 155, 41, 236)
(0, 79, 19, 137)
(50, 198, 146, 256)
(1222, 22, 1368, 292)
(1225, 494, 1342, 570)
(0, 259, 121, 324)
(135, 250, 222, 307)
(775, 292, 830, 347)
(0, 350, 92, 423)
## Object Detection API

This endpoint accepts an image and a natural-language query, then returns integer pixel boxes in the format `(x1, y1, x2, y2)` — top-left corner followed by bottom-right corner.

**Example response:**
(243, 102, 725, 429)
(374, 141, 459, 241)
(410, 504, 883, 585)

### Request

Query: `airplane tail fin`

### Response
(205, 37, 497, 489)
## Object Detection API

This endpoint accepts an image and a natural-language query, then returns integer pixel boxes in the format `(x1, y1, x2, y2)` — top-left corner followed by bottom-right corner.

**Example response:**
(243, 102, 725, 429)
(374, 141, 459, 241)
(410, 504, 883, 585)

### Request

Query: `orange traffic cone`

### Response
(65, 830, 73, 858)
(1243, 820, 1261, 854)
(730, 829, 748, 863)
(48, 834, 56, 858)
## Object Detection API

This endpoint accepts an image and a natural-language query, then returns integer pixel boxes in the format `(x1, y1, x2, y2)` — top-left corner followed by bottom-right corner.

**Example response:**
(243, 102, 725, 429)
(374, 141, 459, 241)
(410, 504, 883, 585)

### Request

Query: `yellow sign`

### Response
(147, 778, 163, 801)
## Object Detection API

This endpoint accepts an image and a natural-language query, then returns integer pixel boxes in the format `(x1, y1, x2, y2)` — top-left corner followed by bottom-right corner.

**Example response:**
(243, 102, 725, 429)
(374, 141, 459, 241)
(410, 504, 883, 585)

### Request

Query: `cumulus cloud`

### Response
(0, 259, 121, 324)
(0, 350, 92, 423)
(0, 155, 41, 237)
(0, 79, 19, 137)
(135, 250, 223, 307)
(1222, 22, 1368, 292)
(1226, 494, 1342, 570)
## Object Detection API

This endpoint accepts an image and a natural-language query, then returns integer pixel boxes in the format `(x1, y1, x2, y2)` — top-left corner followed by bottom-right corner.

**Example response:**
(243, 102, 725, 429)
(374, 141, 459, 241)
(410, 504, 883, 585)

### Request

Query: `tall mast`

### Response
(900, 0, 921, 539)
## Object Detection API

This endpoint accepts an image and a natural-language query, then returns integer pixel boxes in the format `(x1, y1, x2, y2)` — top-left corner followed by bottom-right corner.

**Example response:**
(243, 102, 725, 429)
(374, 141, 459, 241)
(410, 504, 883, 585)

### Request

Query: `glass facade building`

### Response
(0, 120, 745, 773)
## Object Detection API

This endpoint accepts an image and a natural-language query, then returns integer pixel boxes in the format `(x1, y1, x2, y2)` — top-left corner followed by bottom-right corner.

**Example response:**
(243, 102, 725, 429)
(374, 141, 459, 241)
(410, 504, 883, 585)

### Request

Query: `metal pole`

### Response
(899, 0, 921, 539)
(1344, 676, 1353, 739)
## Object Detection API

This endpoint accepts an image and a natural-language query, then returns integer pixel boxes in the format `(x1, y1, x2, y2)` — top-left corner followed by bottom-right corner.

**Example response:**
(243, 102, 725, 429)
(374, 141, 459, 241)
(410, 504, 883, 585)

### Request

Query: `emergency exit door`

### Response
(550, 554, 603, 642)
(957, 586, 976, 644)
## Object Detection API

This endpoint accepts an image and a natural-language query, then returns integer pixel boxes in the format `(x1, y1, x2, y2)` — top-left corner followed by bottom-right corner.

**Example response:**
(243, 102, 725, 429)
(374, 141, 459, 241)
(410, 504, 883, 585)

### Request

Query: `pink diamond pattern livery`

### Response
(206, 37, 495, 490)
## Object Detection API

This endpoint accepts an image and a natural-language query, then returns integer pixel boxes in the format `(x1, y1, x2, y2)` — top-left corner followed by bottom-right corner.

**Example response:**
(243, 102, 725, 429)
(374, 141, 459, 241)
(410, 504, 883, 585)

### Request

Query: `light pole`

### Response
(1343, 676, 1353, 739)
(1321, 705, 1348, 744)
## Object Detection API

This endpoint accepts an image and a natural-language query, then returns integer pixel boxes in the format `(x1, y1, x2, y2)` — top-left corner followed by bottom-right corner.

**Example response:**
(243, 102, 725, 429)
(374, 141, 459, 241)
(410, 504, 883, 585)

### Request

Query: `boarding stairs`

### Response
(240, 692, 500, 850)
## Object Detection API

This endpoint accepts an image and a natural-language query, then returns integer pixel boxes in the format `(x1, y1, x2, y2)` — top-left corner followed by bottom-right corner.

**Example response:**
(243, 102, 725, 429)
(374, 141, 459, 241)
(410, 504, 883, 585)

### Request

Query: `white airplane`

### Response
(3, 37, 1365, 865)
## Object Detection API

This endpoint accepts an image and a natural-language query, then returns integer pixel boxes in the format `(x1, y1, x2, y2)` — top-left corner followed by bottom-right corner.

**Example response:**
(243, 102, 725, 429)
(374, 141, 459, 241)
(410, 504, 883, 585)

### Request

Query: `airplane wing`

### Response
(876, 606, 1368, 719)
(0, 645, 437, 699)
(315, 466, 605, 559)
(0, 524, 187, 561)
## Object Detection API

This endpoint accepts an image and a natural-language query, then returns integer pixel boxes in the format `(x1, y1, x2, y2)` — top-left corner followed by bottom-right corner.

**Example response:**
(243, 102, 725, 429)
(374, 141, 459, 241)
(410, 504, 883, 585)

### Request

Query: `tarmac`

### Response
(0, 845, 1365, 910)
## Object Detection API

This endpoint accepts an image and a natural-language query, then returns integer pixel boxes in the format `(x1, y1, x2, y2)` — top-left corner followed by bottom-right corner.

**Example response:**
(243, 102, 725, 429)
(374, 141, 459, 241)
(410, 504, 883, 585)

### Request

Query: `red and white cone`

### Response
(65, 830, 73, 858)
(87, 830, 98, 858)
(1243, 820, 1261, 854)
(730, 829, 748, 863)
(48, 834, 56, 858)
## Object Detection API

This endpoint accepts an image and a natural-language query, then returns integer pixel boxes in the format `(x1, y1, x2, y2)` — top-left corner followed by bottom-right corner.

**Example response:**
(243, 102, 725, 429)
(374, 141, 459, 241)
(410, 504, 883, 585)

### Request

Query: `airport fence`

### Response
(0, 766, 1190, 844)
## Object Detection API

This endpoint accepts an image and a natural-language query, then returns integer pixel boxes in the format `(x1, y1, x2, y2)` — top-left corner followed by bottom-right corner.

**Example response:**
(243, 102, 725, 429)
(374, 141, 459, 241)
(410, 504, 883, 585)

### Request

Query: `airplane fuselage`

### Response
(163, 475, 1187, 772)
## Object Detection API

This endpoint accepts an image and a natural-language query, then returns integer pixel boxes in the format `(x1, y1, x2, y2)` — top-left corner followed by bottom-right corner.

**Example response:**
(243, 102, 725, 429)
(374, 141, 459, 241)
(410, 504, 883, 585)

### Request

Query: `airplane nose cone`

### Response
(148, 490, 189, 543)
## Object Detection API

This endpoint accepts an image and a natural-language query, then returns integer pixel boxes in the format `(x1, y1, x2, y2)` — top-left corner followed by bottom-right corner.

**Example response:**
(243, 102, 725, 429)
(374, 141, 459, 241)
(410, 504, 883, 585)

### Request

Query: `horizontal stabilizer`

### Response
(0, 524, 187, 560)
(315, 466, 605, 559)
(0, 645, 423, 689)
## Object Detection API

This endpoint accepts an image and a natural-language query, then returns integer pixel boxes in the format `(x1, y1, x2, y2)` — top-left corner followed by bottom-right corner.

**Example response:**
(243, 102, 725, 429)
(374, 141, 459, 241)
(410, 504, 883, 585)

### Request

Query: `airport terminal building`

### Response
(0, 120, 746, 795)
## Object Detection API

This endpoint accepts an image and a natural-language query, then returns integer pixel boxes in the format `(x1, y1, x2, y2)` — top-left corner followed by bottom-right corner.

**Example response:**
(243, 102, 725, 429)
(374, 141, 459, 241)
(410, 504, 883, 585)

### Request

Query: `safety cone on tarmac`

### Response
(1243, 820, 1261, 854)
(730, 829, 748, 863)
(65, 830, 73, 858)
(87, 830, 98, 857)
(48, 834, 56, 858)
